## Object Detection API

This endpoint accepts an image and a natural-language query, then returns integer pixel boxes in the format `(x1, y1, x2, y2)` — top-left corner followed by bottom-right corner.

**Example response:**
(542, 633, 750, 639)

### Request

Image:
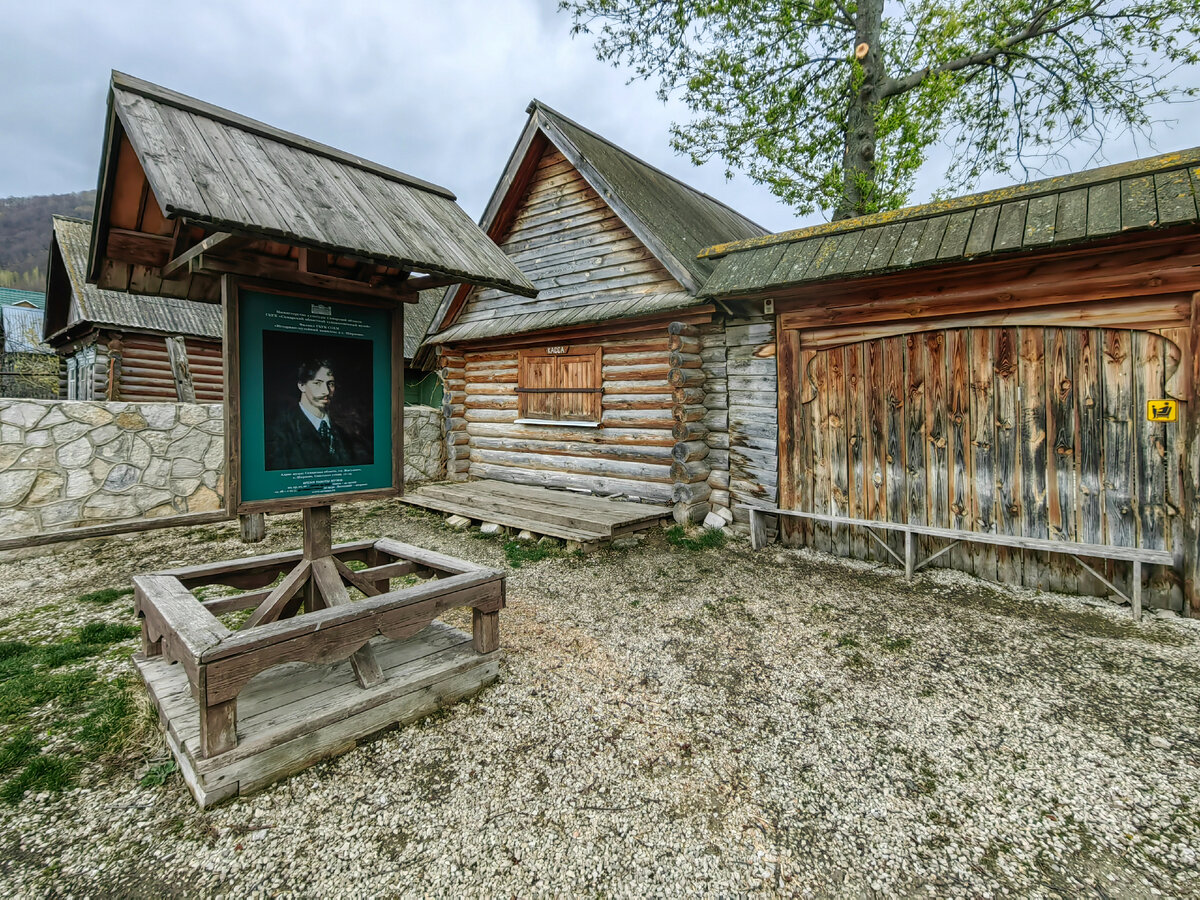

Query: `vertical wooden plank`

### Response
(811, 351, 831, 553)
(828, 345, 850, 558)
(947, 329, 972, 573)
(798, 349, 817, 547)
(777, 329, 802, 547)
(971, 329, 999, 581)
(884, 336, 907, 562)
(994, 327, 1023, 585)
(865, 339, 888, 562)
(925, 331, 949, 568)
(1134, 332, 1169, 605)
(905, 334, 927, 567)
(1019, 327, 1049, 589)
(1161, 328, 1187, 611)
(1075, 328, 1107, 596)
(1184, 293, 1200, 617)
(1102, 329, 1137, 599)
(1045, 327, 1078, 594)
(846, 342, 868, 563)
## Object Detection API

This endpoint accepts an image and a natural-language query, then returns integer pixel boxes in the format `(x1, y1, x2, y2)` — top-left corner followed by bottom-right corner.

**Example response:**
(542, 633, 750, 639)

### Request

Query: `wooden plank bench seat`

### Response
(739, 505, 1175, 621)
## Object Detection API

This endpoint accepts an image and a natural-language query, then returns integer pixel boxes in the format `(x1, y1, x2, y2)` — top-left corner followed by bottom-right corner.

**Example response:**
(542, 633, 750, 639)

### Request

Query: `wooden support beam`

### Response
(193, 252, 421, 303)
(405, 273, 461, 291)
(309, 557, 384, 688)
(242, 560, 312, 629)
(105, 228, 174, 268)
(162, 231, 234, 278)
(1185, 292, 1200, 617)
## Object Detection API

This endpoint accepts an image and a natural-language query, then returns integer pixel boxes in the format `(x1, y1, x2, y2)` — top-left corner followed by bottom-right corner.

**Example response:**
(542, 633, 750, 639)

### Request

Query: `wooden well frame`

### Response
(133, 515, 504, 806)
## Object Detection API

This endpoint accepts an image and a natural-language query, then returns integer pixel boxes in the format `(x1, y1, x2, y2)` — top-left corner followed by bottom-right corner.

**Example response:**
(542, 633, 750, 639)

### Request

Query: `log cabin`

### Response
(44, 215, 223, 401)
(696, 148, 1200, 614)
(419, 101, 767, 512)
(45, 215, 444, 402)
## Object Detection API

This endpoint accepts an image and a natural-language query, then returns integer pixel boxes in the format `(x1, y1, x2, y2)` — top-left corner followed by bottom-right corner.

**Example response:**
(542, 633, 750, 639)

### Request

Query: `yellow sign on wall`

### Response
(1147, 400, 1178, 422)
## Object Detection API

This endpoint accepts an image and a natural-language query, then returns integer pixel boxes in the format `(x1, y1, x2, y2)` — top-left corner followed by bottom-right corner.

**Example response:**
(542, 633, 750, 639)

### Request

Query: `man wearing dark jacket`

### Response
(264, 358, 370, 470)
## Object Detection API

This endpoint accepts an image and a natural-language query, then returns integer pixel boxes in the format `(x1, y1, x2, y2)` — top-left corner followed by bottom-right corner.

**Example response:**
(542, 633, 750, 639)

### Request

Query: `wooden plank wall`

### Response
(725, 313, 779, 534)
(458, 331, 675, 501)
(452, 146, 680, 328)
(784, 324, 1187, 608)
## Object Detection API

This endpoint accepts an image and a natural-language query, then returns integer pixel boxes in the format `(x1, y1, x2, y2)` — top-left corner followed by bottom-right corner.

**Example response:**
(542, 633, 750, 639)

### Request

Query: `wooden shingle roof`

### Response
(46, 216, 222, 342)
(90, 71, 536, 298)
(699, 147, 1200, 299)
(423, 100, 766, 347)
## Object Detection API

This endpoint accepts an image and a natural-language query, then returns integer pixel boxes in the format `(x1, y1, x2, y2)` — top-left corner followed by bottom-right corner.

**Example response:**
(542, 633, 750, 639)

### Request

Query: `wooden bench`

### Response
(740, 506, 1175, 621)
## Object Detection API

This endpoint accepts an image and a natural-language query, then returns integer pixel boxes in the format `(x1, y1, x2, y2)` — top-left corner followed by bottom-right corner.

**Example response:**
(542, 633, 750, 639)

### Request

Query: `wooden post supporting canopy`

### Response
(1185, 292, 1200, 617)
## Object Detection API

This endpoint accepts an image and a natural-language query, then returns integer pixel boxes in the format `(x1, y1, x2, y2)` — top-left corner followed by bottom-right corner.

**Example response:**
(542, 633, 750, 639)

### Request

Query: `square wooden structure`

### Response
(133, 536, 504, 807)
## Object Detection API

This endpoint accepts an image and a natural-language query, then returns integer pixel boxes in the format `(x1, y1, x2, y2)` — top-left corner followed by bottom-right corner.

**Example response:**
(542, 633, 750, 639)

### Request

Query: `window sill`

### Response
(514, 418, 601, 428)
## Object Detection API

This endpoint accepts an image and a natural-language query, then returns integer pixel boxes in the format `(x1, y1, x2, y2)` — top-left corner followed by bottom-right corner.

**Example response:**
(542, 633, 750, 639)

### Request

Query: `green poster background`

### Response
(238, 290, 393, 504)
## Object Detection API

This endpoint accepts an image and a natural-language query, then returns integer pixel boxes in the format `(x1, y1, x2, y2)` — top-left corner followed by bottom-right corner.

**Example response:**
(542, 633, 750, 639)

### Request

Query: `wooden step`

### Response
(415, 485, 624, 535)
(401, 494, 608, 542)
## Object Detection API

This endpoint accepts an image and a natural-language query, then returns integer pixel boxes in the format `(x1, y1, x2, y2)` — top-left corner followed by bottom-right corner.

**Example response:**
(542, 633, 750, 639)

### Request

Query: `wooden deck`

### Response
(136, 621, 499, 807)
(400, 480, 670, 548)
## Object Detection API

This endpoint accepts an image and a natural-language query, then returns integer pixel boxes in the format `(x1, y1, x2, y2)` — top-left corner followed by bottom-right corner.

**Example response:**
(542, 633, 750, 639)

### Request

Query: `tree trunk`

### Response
(835, 0, 885, 221)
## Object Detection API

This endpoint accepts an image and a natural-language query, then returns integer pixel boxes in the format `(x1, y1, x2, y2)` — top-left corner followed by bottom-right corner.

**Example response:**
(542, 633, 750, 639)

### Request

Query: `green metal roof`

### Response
(0, 287, 46, 310)
(699, 147, 1200, 299)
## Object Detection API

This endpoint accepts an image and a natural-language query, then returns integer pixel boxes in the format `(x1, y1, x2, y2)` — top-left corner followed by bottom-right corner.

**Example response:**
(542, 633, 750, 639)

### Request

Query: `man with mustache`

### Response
(264, 358, 369, 470)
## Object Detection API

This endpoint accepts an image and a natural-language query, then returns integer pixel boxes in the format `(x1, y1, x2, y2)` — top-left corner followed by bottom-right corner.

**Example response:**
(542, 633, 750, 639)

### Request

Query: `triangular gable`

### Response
(425, 101, 767, 343)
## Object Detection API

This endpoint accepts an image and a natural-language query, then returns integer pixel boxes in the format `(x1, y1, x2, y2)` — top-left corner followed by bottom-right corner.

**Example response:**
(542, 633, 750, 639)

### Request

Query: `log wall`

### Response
(110, 333, 224, 402)
(725, 313, 778, 535)
(782, 324, 1188, 609)
(454, 332, 676, 501)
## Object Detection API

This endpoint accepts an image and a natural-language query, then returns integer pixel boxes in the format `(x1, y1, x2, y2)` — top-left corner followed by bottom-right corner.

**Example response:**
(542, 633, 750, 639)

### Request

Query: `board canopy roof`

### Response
(87, 71, 537, 304)
(46, 216, 221, 345)
(698, 147, 1200, 300)
(423, 99, 767, 347)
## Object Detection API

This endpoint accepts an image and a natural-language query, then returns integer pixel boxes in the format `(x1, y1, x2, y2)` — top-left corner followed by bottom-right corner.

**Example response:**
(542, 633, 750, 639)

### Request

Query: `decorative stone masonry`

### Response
(0, 401, 446, 539)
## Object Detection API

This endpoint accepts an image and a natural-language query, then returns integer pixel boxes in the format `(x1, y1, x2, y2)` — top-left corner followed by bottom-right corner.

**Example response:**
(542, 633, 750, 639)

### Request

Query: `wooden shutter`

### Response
(517, 346, 602, 423)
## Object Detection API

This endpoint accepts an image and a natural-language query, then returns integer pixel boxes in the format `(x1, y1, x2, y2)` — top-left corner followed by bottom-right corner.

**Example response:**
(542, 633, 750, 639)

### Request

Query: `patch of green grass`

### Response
(843, 650, 871, 670)
(503, 539, 561, 569)
(0, 730, 38, 776)
(835, 633, 860, 649)
(0, 756, 77, 803)
(0, 620, 148, 803)
(665, 525, 727, 552)
(76, 586, 135, 605)
(140, 760, 178, 788)
(879, 634, 913, 652)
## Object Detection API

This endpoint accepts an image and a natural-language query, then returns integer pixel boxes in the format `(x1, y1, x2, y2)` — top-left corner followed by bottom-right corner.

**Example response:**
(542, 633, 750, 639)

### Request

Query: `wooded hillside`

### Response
(0, 191, 95, 291)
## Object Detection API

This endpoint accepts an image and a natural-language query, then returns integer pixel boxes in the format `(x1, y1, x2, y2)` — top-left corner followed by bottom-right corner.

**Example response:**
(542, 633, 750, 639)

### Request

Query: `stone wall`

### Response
(0, 401, 446, 538)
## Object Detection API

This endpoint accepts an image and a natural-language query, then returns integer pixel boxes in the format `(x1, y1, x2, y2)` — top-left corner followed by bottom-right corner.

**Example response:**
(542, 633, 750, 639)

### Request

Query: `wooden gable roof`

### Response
(699, 147, 1200, 300)
(424, 101, 767, 346)
(46, 215, 221, 344)
(88, 71, 537, 303)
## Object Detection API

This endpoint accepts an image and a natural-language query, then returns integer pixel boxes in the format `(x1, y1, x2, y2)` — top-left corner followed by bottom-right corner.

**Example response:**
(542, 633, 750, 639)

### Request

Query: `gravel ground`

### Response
(0, 501, 1198, 898)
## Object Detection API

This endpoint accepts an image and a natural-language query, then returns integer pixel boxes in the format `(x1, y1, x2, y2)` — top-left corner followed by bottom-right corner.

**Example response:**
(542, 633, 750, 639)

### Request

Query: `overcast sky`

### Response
(3, 0, 1198, 237)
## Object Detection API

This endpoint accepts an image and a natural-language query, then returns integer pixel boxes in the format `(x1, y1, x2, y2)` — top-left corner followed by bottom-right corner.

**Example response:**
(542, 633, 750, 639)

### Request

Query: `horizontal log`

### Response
(703, 409, 729, 431)
(672, 387, 706, 405)
(672, 440, 709, 463)
(470, 436, 673, 463)
(709, 489, 731, 509)
(605, 379, 673, 394)
(604, 363, 670, 380)
(669, 367, 706, 388)
(670, 459, 709, 483)
(673, 481, 712, 504)
(466, 422, 674, 445)
(668, 334, 701, 354)
(709, 470, 731, 490)
(668, 351, 703, 369)
(602, 394, 673, 411)
(706, 431, 730, 450)
(672, 421, 708, 442)
(470, 447, 672, 482)
(702, 392, 728, 411)
(707, 449, 729, 470)
(672, 501, 710, 526)
(668, 322, 700, 338)
(465, 396, 517, 410)
(469, 462, 674, 503)
(672, 405, 707, 423)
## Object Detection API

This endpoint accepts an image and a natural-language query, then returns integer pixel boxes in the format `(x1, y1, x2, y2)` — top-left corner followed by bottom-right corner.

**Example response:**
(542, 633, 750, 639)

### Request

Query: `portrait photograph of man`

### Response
(262, 331, 375, 472)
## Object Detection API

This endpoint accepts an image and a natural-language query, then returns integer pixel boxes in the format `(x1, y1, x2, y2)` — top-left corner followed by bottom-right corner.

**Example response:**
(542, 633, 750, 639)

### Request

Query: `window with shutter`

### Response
(516, 346, 602, 425)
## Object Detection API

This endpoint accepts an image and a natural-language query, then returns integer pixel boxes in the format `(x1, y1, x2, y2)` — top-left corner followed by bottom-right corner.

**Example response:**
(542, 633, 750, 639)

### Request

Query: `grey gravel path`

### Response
(0, 502, 1197, 898)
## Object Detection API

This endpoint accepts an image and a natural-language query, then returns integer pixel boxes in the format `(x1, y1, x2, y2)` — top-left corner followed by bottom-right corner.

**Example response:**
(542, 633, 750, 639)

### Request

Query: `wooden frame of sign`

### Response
(222, 275, 405, 516)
